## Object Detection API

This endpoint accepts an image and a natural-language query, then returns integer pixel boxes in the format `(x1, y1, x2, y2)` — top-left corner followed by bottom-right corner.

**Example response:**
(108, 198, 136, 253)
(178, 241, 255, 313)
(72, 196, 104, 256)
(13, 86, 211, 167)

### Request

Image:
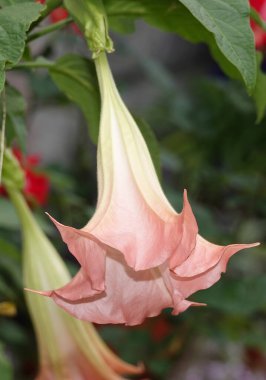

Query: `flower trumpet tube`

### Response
(36, 53, 258, 326)
(7, 187, 143, 379)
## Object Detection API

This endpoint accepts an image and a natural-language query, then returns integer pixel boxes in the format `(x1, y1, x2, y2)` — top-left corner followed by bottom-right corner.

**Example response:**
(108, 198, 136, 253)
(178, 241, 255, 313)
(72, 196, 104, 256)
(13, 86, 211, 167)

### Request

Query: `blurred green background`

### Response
(0, 23, 266, 380)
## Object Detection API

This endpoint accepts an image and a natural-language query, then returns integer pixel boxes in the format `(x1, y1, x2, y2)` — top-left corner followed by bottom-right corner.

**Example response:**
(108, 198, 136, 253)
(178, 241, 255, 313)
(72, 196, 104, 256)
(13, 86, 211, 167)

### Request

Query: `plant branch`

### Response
(27, 17, 72, 42)
(0, 88, 7, 185)
(15, 59, 54, 70)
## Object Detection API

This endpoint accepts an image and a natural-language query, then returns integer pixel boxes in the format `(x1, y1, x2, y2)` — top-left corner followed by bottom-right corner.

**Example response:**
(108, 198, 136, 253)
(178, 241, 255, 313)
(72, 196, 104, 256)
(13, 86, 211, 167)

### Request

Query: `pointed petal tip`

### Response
(45, 212, 61, 226)
(45, 212, 66, 231)
(182, 189, 189, 205)
(234, 241, 260, 251)
(24, 287, 52, 297)
(138, 363, 146, 376)
(131, 362, 145, 375)
(251, 242, 260, 247)
(115, 360, 145, 375)
(172, 299, 206, 316)
(193, 301, 207, 307)
(45, 211, 52, 219)
(185, 301, 207, 308)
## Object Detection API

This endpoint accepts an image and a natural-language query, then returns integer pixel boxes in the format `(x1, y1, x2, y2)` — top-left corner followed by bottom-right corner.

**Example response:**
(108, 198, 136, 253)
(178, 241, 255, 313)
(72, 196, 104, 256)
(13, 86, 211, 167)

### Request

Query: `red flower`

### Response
(50, 7, 69, 23)
(1, 148, 49, 207)
(151, 317, 172, 342)
(37, 0, 80, 34)
(250, 0, 266, 48)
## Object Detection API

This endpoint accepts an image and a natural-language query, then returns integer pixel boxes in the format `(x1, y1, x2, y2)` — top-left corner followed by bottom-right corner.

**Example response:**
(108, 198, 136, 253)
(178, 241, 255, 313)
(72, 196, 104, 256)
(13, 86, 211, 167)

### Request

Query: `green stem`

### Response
(15, 60, 54, 70)
(250, 7, 266, 32)
(27, 17, 72, 42)
(0, 88, 6, 185)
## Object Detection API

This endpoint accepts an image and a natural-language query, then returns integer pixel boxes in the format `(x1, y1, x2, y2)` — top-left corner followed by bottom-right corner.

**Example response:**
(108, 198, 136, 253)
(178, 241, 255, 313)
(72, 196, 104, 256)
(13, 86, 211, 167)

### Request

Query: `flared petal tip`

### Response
(134, 362, 145, 375)
(232, 241, 260, 255)
(24, 287, 53, 297)
(109, 356, 145, 375)
(191, 301, 207, 307)
(45, 212, 72, 234)
(172, 300, 206, 316)
(45, 212, 62, 228)
(250, 242, 260, 248)
(121, 362, 145, 376)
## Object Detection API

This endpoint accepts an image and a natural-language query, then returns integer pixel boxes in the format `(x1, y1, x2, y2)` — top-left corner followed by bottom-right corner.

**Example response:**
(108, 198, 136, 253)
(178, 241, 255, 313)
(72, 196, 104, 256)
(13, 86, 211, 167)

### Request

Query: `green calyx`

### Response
(64, 0, 114, 58)
(2, 148, 25, 191)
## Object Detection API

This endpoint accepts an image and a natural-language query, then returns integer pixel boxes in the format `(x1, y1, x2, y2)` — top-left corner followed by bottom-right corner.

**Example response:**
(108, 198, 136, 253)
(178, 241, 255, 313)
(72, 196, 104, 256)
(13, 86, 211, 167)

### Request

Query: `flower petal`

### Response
(170, 242, 259, 312)
(46, 214, 106, 300)
(159, 267, 205, 314)
(88, 200, 181, 271)
(43, 249, 173, 326)
(169, 190, 198, 269)
(173, 235, 258, 278)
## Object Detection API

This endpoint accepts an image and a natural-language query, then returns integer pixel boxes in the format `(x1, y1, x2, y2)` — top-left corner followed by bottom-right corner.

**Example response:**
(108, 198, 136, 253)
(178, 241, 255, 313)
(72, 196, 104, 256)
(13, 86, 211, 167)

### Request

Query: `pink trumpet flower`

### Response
(35, 53, 258, 326)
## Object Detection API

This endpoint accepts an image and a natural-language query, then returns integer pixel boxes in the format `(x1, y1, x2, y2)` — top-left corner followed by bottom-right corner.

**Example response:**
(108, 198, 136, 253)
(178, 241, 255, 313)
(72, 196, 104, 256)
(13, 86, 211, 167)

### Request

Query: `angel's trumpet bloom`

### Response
(8, 188, 142, 379)
(36, 53, 258, 326)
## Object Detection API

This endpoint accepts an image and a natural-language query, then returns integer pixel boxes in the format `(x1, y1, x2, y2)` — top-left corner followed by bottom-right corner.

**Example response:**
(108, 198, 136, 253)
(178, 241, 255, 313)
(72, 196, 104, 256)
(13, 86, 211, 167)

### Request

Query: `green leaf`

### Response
(194, 275, 266, 316)
(0, 1, 43, 92)
(104, 0, 256, 92)
(0, 199, 20, 230)
(0, 85, 26, 150)
(0, 238, 20, 261)
(0, 320, 29, 346)
(104, 0, 143, 32)
(108, 16, 135, 34)
(0, 0, 36, 5)
(49, 54, 101, 143)
(178, 0, 256, 92)
(103, 0, 147, 16)
(0, 343, 13, 380)
(0, 240, 22, 296)
(0, 277, 16, 299)
(253, 53, 266, 122)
